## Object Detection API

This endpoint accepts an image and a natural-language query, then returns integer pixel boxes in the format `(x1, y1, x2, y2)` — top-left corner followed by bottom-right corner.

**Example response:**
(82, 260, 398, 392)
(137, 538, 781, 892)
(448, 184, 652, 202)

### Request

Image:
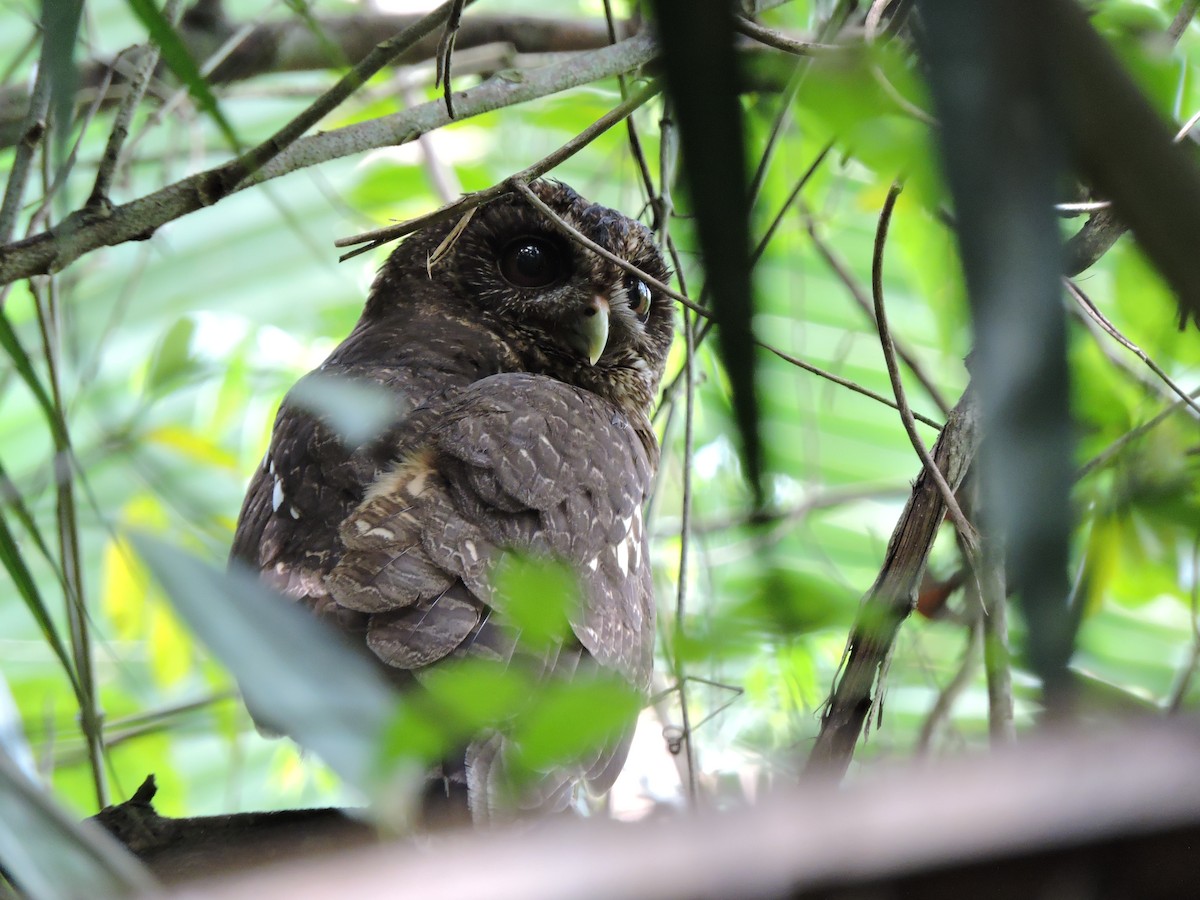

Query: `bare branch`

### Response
(338, 76, 660, 257)
(734, 16, 840, 55)
(0, 55, 50, 245)
(805, 384, 980, 780)
(152, 726, 1200, 898)
(0, 32, 659, 287)
(0, 13, 623, 150)
(872, 184, 978, 550)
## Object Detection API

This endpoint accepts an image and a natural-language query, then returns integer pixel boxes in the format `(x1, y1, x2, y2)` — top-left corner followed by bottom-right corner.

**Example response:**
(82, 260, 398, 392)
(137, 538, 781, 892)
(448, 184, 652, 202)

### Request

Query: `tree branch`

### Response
(0, 13, 625, 150)
(0, 31, 659, 287)
(804, 384, 980, 781)
(132, 725, 1200, 898)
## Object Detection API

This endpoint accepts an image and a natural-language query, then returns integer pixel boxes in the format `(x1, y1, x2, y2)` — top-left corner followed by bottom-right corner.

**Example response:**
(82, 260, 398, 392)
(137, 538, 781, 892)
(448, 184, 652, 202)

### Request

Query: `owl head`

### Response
(369, 180, 675, 418)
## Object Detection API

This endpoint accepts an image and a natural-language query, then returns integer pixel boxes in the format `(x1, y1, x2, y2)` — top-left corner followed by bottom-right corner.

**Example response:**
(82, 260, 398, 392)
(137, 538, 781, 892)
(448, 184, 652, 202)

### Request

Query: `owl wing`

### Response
(229, 367, 419, 622)
(326, 371, 658, 816)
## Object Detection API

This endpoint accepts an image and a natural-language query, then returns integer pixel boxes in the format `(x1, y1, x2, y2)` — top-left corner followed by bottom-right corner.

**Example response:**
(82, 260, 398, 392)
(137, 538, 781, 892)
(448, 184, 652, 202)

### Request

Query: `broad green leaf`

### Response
(132, 535, 398, 791)
(492, 554, 578, 650)
(509, 674, 641, 774)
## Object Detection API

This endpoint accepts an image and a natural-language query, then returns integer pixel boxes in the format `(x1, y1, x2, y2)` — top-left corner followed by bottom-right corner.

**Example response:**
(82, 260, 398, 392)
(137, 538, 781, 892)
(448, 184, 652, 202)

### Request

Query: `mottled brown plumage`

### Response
(230, 180, 673, 822)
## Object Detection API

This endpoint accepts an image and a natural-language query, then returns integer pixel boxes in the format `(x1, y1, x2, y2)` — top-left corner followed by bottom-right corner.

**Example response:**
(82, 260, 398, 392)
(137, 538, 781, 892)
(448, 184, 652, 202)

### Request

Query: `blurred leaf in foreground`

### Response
(0, 747, 154, 899)
(133, 536, 402, 793)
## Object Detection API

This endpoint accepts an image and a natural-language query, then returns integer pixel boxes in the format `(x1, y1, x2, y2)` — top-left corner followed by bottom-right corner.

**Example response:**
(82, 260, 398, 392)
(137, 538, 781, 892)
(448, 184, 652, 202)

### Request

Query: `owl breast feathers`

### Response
(230, 180, 674, 823)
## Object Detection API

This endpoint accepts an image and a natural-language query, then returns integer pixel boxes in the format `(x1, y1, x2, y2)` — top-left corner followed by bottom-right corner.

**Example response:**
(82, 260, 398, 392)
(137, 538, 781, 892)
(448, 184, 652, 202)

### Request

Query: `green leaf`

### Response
(0, 749, 155, 899)
(145, 317, 198, 394)
(0, 308, 68, 447)
(0, 511, 81, 698)
(125, 0, 240, 150)
(40, 0, 83, 158)
(421, 659, 534, 736)
(132, 535, 398, 791)
(650, 0, 761, 504)
(509, 674, 641, 774)
(491, 553, 579, 651)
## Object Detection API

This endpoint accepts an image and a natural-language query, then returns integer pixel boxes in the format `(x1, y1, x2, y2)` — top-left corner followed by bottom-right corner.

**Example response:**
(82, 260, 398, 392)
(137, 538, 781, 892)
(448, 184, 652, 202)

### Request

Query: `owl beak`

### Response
(570, 295, 610, 366)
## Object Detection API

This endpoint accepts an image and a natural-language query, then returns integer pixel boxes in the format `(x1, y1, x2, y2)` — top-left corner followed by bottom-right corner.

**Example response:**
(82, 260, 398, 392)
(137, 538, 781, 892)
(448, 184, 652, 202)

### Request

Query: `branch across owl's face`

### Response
(377, 181, 675, 415)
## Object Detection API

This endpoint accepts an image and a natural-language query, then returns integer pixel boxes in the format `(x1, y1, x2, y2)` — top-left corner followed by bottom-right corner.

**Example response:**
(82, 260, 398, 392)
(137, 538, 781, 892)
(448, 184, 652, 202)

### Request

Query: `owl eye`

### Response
(629, 276, 653, 321)
(498, 237, 565, 289)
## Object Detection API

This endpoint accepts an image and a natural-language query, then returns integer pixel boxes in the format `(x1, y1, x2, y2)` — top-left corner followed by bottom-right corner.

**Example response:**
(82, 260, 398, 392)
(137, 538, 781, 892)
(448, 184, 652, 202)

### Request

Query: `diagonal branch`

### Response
(0, 31, 659, 287)
(805, 384, 981, 782)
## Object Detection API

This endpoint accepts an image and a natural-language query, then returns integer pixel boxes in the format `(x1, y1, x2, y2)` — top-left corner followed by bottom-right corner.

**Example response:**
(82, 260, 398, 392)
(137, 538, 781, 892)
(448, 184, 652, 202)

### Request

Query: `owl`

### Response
(230, 180, 674, 823)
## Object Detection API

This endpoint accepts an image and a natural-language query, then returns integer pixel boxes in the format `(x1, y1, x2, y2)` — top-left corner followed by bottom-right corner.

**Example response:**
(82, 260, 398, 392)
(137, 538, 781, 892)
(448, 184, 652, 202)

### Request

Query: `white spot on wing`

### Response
(614, 536, 630, 576)
(271, 478, 284, 512)
(289, 505, 300, 520)
(587, 556, 600, 573)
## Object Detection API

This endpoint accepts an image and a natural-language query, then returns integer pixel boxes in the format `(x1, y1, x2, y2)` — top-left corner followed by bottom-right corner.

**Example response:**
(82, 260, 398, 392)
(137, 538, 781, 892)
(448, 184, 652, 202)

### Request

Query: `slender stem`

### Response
(872, 183, 977, 549)
(89, 0, 185, 207)
(0, 57, 50, 245)
(339, 80, 660, 256)
(31, 274, 107, 807)
(675, 305, 699, 806)
(804, 205, 953, 417)
(916, 618, 983, 754)
(1078, 385, 1200, 479)
(977, 539, 1014, 743)
(1065, 278, 1200, 417)
(1167, 539, 1200, 714)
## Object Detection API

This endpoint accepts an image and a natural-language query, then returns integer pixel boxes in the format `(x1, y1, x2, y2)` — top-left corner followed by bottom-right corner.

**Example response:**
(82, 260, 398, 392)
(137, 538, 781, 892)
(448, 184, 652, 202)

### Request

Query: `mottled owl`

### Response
(230, 180, 673, 824)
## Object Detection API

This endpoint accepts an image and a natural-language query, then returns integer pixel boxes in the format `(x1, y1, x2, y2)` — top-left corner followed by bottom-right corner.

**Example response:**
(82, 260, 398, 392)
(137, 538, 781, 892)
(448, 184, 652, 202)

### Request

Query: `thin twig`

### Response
(1077, 385, 1200, 479)
(337, 80, 661, 258)
(1169, 0, 1199, 42)
(28, 64, 118, 228)
(916, 618, 983, 754)
(602, 0, 657, 221)
(804, 206, 953, 417)
(89, 0, 185, 208)
(435, 0, 468, 117)
(674, 305, 699, 806)
(0, 56, 50, 245)
(872, 183, 978, 549)
(759, 342, 943, 429)
(29, 274, 107, 807)
(755, 143, 833, 263)
(744, 0, 857, 207)
(1065, 278, 1200, 417)
(733, 16, 839, 55)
